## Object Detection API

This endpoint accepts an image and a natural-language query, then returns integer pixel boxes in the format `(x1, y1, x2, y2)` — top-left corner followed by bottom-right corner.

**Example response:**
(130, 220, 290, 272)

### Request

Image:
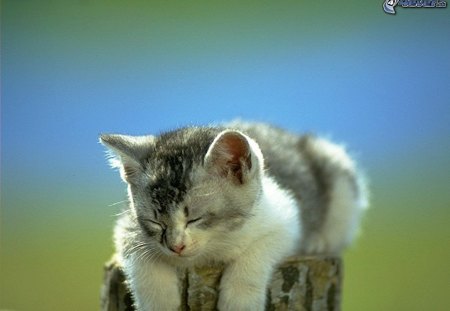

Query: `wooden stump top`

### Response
(101, 256, 342, 311)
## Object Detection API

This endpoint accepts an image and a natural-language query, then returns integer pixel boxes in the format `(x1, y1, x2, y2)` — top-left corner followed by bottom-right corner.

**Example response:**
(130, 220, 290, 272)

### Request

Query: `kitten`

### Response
(100, 120, 368, 311)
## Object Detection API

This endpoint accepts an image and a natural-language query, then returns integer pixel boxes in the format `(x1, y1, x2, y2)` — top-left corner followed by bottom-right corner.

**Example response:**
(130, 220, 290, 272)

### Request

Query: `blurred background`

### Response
(1, 1, 449, 310)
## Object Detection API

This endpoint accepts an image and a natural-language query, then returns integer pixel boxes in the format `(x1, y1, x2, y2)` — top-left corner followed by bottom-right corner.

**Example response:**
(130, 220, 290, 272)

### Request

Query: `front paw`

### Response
(132, 284, 181, 311)
(124, 257, 181, 311)
(218, 280, 267, 311)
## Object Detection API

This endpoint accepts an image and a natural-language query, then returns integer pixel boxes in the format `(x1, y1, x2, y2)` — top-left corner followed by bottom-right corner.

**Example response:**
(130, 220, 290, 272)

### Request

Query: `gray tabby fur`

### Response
(100, 120, 368, 311)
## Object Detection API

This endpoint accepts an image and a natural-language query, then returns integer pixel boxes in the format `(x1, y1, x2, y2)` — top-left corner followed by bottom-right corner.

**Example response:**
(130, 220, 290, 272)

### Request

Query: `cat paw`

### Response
(303, 234, 328, 254)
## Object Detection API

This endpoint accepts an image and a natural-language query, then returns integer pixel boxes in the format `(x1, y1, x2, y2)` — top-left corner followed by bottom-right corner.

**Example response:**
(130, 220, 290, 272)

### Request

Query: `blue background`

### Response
(2, 1, 449, 310)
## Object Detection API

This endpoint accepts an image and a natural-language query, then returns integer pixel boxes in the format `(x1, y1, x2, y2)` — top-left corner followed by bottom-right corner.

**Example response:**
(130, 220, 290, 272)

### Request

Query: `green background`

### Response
(2, 1, 449, 310)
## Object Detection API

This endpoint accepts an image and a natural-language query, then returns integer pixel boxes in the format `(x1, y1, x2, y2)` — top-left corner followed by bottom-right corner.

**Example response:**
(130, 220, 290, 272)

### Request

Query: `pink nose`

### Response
(170, 244, 185, 254)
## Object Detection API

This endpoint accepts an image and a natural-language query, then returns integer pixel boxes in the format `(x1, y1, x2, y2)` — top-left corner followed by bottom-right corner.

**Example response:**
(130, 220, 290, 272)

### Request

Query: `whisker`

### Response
(113, 209, 130, 217)
(125, 240, 165, 265)
(109, 200, 128, 207)
(142, 248, 163, 264)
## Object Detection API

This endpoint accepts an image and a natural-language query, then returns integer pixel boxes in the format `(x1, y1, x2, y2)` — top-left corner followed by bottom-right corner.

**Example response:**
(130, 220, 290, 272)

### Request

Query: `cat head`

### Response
(100, 127, 264, 261)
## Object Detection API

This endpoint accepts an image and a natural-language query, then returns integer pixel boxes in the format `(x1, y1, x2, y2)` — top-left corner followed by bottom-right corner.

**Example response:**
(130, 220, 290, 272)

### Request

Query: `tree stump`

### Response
(101, 256, 342, 311)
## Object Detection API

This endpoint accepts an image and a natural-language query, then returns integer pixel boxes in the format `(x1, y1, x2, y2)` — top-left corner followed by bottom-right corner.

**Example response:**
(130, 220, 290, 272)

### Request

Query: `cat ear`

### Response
(204, 130, 261, 184)
(99, 134, 154, 183)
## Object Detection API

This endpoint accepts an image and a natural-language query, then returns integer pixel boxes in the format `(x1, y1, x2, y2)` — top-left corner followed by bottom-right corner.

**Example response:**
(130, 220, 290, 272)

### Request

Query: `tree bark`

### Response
(101, 256, 342, 311)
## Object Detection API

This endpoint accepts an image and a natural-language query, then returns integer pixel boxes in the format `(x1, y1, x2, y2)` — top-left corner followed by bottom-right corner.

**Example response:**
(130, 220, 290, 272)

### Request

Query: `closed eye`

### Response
(187, 217, 202, 226)
(145, 219, 165, 229)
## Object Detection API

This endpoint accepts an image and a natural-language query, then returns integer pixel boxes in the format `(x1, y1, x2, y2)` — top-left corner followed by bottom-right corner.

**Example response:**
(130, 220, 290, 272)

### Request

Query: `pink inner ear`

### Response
(214, 132, 252, 184)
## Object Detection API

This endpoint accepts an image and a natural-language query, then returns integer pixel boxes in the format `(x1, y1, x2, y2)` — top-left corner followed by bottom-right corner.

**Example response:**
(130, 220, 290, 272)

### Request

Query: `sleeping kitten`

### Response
(100, 121, 368, 311)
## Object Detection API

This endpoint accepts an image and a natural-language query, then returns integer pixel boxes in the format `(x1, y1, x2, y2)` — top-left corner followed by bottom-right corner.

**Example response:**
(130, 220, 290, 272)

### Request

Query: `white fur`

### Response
(115, 134, 302, 310)
(217, 177, 300, 310)
(108, 130, 367, 311)
(302, 137, 368, 254)
(118, 174, 300, 311)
